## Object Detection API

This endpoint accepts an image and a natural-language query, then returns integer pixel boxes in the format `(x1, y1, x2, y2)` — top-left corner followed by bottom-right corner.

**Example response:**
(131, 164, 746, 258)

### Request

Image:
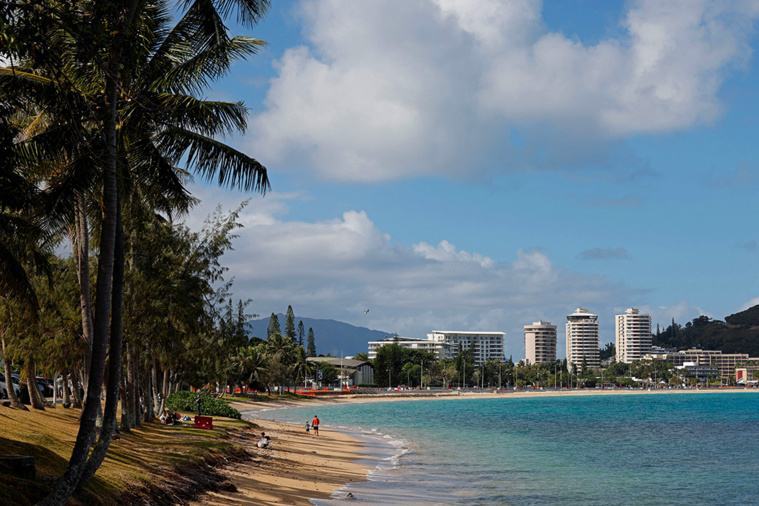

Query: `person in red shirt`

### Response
(312, 415, 320, 435)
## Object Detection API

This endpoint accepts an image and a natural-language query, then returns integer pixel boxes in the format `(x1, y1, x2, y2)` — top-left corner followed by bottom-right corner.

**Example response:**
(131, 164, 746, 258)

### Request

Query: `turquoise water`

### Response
(249, 392, 759, 505)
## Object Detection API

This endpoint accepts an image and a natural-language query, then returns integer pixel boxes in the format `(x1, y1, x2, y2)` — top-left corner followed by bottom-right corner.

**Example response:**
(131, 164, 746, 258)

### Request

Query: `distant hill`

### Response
(245, 314, 391, 357)
(725, 305, 759, 327)
(653, 305, 759, 357)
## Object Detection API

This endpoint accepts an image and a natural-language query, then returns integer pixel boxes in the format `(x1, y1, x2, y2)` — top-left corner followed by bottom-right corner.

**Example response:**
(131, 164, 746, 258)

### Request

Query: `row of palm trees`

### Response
(0, 1, 272, 503)
(233, 333, 312, 395)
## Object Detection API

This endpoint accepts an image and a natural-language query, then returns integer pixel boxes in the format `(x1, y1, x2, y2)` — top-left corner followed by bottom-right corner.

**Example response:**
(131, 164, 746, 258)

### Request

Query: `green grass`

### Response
(0, 403, 256, 504)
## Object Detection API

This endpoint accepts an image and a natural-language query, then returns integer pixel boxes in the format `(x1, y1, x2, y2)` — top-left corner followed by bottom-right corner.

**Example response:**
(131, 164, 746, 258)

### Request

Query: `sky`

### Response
(182, 0, 759, 359)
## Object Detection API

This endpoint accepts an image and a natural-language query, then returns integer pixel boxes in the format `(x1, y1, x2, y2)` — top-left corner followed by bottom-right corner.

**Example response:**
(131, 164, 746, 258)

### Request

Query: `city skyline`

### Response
(181, 1, 759, 360)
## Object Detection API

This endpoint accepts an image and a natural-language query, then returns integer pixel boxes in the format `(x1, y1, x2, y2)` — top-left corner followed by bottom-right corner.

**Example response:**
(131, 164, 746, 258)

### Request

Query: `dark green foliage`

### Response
(725, 305, 759, 327)
(285, 305, 296, 340)
(654, 310, 759, 356)
(373, 341, 436, 388)
(306, 327, 316, 357)
(297, 320, 305, 347)
(267, 313, 280, 338)
(313, 361, 338, 384)
(599, 342, 615, 360)
(166, 391, 241, 420)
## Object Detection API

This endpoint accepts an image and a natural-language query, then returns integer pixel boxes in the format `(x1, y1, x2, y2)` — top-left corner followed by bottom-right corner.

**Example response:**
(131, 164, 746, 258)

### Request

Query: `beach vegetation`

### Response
(166, 391, 241, 419)
(1, 0, 272, 501)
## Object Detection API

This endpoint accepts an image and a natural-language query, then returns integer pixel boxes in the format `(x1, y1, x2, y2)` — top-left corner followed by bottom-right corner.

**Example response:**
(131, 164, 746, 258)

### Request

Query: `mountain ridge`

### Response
(245, 314, 392, 357)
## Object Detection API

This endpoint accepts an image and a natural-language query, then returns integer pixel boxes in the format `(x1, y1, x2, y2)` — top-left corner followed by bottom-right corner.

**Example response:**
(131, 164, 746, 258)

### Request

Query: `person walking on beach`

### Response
(305, 421, 310, 434)
(312, 415, 319, 436)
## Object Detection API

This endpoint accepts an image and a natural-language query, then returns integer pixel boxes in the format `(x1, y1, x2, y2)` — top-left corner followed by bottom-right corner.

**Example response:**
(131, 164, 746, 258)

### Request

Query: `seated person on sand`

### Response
(257, 432, 270, 448)
(160, 411, 167, 424)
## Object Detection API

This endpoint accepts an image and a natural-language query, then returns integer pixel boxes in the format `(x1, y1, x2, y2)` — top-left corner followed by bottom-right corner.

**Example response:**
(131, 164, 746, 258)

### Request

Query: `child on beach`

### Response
(305, 421, 310, 434)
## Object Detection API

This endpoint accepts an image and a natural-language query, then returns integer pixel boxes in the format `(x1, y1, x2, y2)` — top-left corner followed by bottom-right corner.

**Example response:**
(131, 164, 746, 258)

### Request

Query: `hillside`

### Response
(653, 305, 759, 357)
(246, 314, 391, 357)
(725, 304, 759, 326)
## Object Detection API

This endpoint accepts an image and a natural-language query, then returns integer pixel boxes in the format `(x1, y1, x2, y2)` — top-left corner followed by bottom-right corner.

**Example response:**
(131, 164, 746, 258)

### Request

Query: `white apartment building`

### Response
(427, 331, 505, 367)
(615, 308, 652, 363)
(524, 321, 557, 364)
(566, 308, 600, 371)
(367, 335, 451, 360)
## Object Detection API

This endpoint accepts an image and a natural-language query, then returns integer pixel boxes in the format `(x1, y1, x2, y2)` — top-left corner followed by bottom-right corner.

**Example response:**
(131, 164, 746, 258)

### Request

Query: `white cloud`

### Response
(249, 0, 759, 182)
(634, 301, 711, 329)
(184, 186, 647, 358)
(735, 297, 759, 313)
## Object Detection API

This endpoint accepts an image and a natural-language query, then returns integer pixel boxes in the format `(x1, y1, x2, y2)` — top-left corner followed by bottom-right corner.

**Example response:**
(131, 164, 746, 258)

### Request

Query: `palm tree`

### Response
(265, 332, 295, 393)
(234, 344, 268, 393)
(290, 346, 312, 389)
(3, 0, 272, 502)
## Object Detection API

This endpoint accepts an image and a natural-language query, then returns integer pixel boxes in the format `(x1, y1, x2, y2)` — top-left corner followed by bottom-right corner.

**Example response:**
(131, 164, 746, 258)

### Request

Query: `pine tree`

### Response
(267, 313, 281, 339)
(297, 320, 305, 347)
(307, 327, 316, 357)
(285, 305, 296, 341)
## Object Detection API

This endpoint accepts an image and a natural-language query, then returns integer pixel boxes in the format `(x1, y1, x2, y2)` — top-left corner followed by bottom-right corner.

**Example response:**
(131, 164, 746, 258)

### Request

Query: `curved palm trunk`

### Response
(73, 191, 95, 397)
(40, 5, 135, 500)
(25, 358, 46, 410)
(76, 207, 125, 490)
(61, 369, 71, 406)
(1, 339, 26, 410)
(69, 370, 83, 409)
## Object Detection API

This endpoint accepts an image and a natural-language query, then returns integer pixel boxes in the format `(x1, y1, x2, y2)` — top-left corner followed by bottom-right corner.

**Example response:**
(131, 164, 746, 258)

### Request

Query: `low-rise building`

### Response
(367, 335, 451, 361)
(663, 349, 759, 377)
(677, 362, 718, 383)
(306, 357, 374, 386)
(427, 331, 505, 367)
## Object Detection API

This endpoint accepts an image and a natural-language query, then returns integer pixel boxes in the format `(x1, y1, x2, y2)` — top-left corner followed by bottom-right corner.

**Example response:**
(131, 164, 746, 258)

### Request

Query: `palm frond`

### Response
(155, 126, 269, 193)
(150, 36, 264, 96)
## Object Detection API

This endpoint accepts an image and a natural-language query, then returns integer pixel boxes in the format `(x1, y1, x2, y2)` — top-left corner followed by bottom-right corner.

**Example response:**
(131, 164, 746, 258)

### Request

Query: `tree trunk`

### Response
(1, 340, 26, 410)
(61, 369, 71, 406)
(70, 370, 82, 409)
(120, 370, 130, 431)
(127, 340, 138, 427)
(76, 208, 125, 490)
(124, 339, 135, 427)
(25, 358, 46, 410)
(73, 191, 95, 398)
(40, 8, 131, 498)
(158, 368, 169, 414)
(150, 358, 159, 419)
(144, 365, 153, 421)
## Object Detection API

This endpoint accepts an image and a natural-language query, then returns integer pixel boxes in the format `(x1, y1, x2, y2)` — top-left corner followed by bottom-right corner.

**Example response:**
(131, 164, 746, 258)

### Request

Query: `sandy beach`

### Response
(190, 414, 372, 505)
(191, 388, 758, 505)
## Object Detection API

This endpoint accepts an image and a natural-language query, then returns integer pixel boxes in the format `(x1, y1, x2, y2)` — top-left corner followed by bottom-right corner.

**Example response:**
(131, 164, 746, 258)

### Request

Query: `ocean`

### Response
(249, 391, 759, 505)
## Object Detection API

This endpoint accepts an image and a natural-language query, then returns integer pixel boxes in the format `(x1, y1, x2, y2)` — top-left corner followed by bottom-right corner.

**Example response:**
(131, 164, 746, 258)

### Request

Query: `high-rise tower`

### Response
(566, 308, 599, 370)
(524, 321, 557, 364)
(615, 308, 652, 363)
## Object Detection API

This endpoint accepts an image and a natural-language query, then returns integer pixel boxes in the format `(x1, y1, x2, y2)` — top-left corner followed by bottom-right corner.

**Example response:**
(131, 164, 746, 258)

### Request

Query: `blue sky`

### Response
(185, 0, 759, 359)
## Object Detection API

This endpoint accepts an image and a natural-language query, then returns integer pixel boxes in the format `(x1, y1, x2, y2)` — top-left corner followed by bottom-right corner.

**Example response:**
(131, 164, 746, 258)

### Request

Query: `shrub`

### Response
(166, 391, 241, 419)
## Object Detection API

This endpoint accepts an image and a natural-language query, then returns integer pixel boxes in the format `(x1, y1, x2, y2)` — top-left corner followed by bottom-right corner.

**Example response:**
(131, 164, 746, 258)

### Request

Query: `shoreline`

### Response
(194, 387, 759, 505)
(189, 414, 373, 505)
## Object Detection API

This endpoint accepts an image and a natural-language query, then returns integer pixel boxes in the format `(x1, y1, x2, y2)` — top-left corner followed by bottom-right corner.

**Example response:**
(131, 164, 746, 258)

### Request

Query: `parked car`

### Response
(36, 377, 54, 397)
(0, 372, 21, 399)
